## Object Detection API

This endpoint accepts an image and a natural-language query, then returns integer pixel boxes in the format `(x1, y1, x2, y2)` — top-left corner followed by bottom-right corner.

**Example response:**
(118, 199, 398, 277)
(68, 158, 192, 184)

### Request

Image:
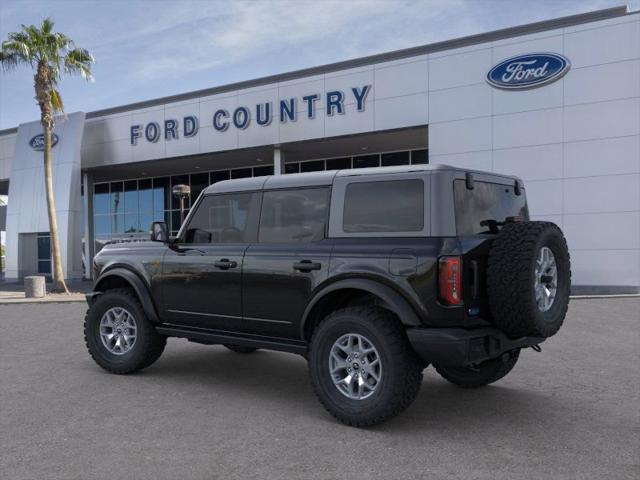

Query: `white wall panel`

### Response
(279, 112, 325, 144)
(493, 108, 562, 149)
(570, 249, 640, 286)
(524, 179, 563, 215)
(429, 116, 491, 155)
(429, 150, 492, 172)
(492, 34, 563, 62)
(199, 124, 238, 153)
(102, 113, 134, 143)
(492, 80, 563, 116)
(493, 143, 562, 181)
(564, 60, 640, 106)
(375, 60, 427, 100)
(428, 83, 491, 123)
(324, 68, 374, 107)
(564, 212, 640, 250)
(325, 102, 374, 138)
(564, 98, 640, 142)
(564, 20, 640, 68)
(564, 135, 640, 178)
(563, 174, 640, 214)
(374, 93, 428, 131)
(428, 48, 491, 90)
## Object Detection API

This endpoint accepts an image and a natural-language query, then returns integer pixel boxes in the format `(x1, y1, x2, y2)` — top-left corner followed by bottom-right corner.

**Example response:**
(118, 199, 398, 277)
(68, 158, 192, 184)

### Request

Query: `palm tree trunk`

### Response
(43, 123, 68, 294)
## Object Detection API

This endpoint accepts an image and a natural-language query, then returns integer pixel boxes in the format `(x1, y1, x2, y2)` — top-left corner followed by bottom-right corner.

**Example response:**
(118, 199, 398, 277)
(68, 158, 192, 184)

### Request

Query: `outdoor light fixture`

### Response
(172, 184, 191, 225)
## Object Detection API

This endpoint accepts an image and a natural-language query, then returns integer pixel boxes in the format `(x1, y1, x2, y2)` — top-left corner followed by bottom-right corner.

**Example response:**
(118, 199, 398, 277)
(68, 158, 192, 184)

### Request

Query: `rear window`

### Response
(343, 179, 424, 233)
(454, 180, 528, 235)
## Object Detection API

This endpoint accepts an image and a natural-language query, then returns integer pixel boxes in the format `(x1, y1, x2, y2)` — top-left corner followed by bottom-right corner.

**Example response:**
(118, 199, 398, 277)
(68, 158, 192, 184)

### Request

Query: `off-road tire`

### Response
(487, 221, 571, 339)
(308, 307, 423, 427)
(223, 344, 258, 354)
(84, 288, 166, 374)
(435, 349, 520, 388)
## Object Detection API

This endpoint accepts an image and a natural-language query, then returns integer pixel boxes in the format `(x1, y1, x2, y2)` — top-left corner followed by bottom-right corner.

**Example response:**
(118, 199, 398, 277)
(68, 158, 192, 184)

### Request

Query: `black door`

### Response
(242, 187, 332, 338)
(160, 191, 261, 330)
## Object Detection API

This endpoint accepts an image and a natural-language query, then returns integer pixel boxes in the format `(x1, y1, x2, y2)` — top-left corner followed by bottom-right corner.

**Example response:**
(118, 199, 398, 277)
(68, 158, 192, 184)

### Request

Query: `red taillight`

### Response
(438, 256, 462, 305)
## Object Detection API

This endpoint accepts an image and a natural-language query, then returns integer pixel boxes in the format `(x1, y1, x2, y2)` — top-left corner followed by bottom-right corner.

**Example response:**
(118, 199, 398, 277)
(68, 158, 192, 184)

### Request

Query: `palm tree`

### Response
(0, 18, 94, 293)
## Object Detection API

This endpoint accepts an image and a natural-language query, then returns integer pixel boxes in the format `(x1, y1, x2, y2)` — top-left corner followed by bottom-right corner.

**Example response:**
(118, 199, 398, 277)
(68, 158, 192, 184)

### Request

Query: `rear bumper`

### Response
(406, 327, 544, 367)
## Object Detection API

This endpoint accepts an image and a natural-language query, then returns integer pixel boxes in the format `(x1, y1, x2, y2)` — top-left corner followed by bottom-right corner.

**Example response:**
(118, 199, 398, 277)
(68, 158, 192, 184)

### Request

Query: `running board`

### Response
(156, 324, 308, 355)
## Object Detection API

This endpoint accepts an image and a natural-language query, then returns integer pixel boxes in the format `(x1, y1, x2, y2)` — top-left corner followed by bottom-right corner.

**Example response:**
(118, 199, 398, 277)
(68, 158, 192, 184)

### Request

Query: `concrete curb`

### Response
(0, 295, 86, 305)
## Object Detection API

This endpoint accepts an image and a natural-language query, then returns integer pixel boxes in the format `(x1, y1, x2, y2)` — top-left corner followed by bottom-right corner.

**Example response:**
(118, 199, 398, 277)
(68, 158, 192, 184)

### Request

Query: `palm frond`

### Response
(50, 88, 64, 113)
(64, 47, 94, 81)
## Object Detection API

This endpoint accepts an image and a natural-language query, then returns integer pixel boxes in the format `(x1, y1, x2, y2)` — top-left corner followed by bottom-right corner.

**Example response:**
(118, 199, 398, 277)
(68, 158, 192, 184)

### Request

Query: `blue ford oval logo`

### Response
(487, 53, 570, 90)
(29, 133, 59, 151)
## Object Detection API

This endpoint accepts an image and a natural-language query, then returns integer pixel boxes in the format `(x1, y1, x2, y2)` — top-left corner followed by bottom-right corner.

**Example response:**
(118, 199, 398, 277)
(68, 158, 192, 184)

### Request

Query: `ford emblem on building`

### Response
(29, 133, 59, 151)
(487, 53, 570, 90)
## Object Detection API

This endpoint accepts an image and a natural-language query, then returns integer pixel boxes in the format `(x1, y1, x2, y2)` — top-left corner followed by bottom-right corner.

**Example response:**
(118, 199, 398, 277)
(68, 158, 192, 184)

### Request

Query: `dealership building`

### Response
(0, 5, 638, 293)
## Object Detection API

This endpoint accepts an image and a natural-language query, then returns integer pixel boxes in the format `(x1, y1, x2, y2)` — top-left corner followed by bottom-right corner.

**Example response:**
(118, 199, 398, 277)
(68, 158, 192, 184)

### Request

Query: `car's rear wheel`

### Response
(434, 349, 520, 388)
(84, 288, 166, 374)
(308, 307, 423, 427)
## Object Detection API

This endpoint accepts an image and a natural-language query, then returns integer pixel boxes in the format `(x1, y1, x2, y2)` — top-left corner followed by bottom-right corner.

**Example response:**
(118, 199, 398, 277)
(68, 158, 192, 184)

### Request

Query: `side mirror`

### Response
(150, 221, 169, 242)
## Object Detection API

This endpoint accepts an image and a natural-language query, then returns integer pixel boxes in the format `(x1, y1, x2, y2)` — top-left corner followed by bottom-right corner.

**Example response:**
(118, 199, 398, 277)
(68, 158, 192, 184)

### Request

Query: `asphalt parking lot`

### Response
(0, 298, 638, 480)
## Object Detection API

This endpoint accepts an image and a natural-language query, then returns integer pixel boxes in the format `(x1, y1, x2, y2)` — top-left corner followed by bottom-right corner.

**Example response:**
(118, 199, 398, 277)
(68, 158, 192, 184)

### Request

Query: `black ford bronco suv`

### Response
(84, 164, 570, 426)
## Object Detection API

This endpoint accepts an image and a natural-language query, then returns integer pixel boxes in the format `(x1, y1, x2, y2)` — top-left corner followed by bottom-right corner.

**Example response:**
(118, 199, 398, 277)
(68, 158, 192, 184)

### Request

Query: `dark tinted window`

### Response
(381, 151, 409, 166)
(343, 180, 424, 233)
(411, 149, 428, 164)
(300, 160, 325, 172)
(184, 192, 260, 243)
(326, 157, 351, 170)
(284, 163, 300, 174)
(259, 188, 329, 243)
(353, 155, 380, 169)
(454, 180, 529, 235)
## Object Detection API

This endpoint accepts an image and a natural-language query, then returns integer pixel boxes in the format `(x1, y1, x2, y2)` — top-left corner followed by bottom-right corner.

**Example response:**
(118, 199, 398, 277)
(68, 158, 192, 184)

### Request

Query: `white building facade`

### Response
(0, 6, 638, 293)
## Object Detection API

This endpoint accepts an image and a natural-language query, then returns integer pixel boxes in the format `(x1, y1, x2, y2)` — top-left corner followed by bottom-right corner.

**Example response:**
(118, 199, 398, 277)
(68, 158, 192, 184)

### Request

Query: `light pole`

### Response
(172, 184, 191, 227)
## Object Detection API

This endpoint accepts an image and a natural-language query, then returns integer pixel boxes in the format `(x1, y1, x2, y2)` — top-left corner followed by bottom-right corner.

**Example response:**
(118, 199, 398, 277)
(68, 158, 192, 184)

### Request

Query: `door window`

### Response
(183, 192, 260, 243)
(259, 188, 329, 243)
(343, 179, 424, 233)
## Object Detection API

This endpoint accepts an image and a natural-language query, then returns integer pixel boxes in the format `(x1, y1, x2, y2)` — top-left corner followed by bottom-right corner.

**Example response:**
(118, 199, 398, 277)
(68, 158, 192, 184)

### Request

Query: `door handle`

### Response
(214, 259, 238, 270)
(293, 260, 322, 272)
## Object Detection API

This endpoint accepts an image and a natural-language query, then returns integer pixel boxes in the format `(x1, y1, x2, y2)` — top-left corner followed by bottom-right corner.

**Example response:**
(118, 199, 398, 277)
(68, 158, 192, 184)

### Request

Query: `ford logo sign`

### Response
(29, 133, 59, 151)
(487, 53, 570, 90)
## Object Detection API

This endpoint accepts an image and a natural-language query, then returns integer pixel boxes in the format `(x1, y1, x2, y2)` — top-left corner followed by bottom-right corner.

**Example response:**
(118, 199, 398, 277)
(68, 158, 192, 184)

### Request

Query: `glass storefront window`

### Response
(110, 182, 123, 216)
(94, 183, 110, 214)
(411, 149, 428, 164)
(326, 157, 351, 170)
(231, 168, 252, 179)
(381, 151, 410, 166)
(284, 163, 300, 174)
(138, 178, 153, 213)
(353, 154, 380, 169)
(124, 180, 138, 213)
(171, 175, 190, 209)
(94, 215, 111, 235)
(190, 172, 209, 204)
(153, 177, 170, 212)
(300, 160, 325, 172)
(210, 170, 230, 184)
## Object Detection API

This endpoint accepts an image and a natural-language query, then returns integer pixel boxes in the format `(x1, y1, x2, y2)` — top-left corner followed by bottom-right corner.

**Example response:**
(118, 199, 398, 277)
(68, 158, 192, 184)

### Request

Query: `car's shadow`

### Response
(122, 342, 562, 432)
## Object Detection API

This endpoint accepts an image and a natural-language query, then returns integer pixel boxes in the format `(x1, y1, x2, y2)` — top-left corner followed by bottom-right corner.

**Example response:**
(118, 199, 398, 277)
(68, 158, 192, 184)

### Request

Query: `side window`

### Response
(343, 179, 424, 233)
(183, 192, 260, 243)
(259, 188, 329, 243)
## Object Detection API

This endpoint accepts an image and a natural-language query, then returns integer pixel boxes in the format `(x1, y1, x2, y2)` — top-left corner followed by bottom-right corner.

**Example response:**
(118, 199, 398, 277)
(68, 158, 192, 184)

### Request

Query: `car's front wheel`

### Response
(84, 288, 166, 374)
(308, 307, 423, 427)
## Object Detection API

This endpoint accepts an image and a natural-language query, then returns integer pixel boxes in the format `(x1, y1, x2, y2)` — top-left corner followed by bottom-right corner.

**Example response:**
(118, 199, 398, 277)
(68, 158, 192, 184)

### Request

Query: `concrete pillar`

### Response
(273, 147, 285, 175)
(82, 172, 94, 280)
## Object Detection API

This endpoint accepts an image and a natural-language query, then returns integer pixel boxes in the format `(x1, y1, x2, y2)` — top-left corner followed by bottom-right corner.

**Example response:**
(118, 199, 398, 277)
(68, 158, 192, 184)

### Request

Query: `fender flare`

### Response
(300, 278, 422, 338)
(93, 267, 160, 323)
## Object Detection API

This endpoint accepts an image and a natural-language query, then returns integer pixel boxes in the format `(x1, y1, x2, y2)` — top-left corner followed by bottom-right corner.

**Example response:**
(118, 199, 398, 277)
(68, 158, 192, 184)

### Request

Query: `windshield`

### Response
(454, 179, 528, 235)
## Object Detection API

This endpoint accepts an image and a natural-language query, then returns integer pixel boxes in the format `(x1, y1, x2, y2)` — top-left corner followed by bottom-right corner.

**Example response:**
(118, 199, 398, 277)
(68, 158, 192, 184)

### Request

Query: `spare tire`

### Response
(487, 221, 571, 339)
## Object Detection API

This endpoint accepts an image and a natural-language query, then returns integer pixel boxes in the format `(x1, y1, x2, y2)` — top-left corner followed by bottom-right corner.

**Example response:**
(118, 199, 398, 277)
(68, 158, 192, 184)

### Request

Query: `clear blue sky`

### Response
(0, 0, 634, 130)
